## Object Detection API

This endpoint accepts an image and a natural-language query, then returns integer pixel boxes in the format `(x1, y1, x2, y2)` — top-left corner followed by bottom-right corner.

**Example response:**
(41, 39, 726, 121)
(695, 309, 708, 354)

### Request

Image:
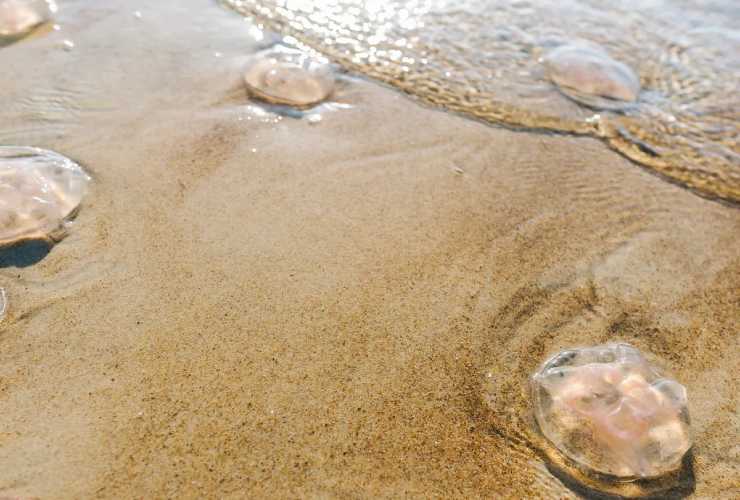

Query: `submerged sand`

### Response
(0, 1, 738, 498)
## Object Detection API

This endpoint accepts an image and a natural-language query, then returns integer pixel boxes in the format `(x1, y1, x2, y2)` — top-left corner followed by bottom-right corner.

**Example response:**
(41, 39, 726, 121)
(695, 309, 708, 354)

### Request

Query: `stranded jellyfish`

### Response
(0, 288, 6, 321)
(543, 44, 640, 110)
(0, 0, 55, 40)
(531, 343, 691, 479)
(243, 46, 335, 108)
(0, 146, 91, 246)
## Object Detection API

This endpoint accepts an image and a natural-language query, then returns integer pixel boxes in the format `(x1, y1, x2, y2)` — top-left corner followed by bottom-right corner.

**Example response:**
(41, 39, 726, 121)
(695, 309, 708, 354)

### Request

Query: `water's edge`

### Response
(223, 0, 740, 204)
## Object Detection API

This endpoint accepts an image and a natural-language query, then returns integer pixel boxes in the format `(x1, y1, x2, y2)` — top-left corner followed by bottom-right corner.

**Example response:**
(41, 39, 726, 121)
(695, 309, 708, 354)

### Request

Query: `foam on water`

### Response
(223, 0, 740, 203)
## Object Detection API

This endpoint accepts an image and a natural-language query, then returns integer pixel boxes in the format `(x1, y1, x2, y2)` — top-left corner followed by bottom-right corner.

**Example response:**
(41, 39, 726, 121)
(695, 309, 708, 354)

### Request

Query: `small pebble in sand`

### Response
(531, 343, 691, 479)
(543, 44, 640, 110)
(0, 0, 55, 39)
(243, 46, 335, 108)
(306, 113, 322, 125)
(0, 146, 91, 246)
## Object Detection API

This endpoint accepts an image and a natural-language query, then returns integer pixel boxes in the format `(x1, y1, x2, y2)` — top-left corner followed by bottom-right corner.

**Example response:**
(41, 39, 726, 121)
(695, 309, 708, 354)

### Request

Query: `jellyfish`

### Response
(0, 146, 91, 246)
(0, 288, 6, 321)
(543, 44, 640, 110)
(0, 0, 56, 41)
(531, 343, 691, 479)
(243, 46, 335, 108)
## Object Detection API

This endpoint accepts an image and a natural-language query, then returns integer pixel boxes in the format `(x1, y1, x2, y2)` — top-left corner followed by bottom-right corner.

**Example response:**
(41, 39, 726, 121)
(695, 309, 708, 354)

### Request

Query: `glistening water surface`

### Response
(224, 0, 740, 203)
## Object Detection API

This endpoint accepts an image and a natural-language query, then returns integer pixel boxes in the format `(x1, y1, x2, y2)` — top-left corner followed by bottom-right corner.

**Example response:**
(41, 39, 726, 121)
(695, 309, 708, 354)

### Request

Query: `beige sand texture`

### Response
(0, 1, 738, 499)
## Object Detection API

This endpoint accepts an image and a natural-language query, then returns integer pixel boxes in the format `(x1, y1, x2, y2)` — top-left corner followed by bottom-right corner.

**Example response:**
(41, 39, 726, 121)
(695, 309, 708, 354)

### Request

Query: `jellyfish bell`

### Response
(0, 0, 56, 41)
(531, 343, 691, 481)
(543, 43, 641, 110)
(0, 288, 6, 321)
(0, 146, 91, 247)
(243, 46, 335, 108)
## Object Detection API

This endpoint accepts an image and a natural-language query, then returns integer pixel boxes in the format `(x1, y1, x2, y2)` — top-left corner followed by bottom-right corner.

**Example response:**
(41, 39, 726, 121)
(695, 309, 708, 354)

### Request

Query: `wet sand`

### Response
(1, 1, 738, 498)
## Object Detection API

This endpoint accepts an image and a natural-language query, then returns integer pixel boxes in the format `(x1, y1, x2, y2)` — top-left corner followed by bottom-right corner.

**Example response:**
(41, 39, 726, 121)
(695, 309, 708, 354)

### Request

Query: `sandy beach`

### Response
(1, 1, 738, 498)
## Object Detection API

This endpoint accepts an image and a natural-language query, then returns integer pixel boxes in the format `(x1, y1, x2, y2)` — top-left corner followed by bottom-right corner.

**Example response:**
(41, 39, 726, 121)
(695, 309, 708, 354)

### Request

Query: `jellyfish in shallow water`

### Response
(531, 343, 691, 479)
(0, 146, 91, 247)
(543, 44, 640, 110)
(0, 288, 6, 321)
(0, 0, 55, 40)
(243, 46, 335, 108)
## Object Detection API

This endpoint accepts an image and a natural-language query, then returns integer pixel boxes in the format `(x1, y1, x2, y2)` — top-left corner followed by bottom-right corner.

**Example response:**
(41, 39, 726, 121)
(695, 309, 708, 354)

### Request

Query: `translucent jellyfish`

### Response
(0, 146, 91, 246)
(0, 0, 56, 40)
(543, 44, 640, 110)
(0, 288, 6, 321)
(243, 46, 335, 108)
(531, 343, 691, 479)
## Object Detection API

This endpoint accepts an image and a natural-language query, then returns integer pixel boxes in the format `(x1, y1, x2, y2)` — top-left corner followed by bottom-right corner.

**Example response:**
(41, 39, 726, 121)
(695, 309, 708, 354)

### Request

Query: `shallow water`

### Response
(224, 0, 740, 203)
